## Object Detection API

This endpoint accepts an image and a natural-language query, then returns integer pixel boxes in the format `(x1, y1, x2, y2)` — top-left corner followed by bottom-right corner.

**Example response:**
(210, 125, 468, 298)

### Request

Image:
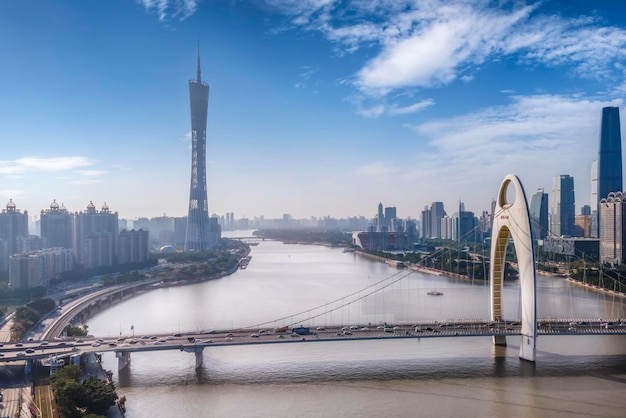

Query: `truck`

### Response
(292, 326, 310, 335)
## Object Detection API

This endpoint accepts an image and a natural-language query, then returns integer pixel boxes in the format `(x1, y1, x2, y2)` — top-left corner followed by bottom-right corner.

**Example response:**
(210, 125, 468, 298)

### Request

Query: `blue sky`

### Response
(1, 1, 626, 222)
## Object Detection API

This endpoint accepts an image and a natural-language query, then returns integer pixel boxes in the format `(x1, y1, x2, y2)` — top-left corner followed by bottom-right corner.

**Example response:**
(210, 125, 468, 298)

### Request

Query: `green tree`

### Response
(51, 365, 119, 417)
(78, 376, 118, 416)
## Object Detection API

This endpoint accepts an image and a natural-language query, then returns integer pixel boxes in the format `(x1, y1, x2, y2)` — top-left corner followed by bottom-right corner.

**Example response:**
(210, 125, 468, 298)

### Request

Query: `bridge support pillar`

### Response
(493, 336, 507, 347)
(195, 350, 203, 369)
(116, 351, 131, 371)
(182, 345, 204, 369)
(24, 359, 33, 377)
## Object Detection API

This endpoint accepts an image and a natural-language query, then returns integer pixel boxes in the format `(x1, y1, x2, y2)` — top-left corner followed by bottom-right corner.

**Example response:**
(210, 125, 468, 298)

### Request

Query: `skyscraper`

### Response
(0, 200, 28, 272)
(74, 202, 118, 269)
(185, 46, 215, 250)
(420, 202, 446, 239)
(40, 200, 73, 249)
(550, 175, 575, 237)
(384, 206, 396, 231)
(597, 107, 622, 203)
(599, 192, 626, 265)
(529, 188, 549, 240)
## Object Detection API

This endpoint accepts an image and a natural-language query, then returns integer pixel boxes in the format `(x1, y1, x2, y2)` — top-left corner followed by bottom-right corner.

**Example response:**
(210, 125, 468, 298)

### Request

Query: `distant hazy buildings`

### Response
(185, 48, 220, 250)
(457, 201, 477, 242)
(352, 229, 411, 252)
(551, 175, 575, 237)
(9, 247, 73, 289)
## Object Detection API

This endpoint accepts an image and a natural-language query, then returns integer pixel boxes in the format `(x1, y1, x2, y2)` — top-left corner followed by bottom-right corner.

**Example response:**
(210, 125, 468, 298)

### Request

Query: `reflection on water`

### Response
(88, 233, 626, 417)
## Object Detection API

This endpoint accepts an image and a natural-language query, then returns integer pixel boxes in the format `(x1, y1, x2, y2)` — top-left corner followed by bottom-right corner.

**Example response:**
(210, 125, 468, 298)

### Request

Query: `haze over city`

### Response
(2, 1, 626, 221)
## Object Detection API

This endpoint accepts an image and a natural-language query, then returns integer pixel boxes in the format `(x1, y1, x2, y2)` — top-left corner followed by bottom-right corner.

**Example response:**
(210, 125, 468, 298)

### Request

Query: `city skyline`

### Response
(2, 1, 626, 221)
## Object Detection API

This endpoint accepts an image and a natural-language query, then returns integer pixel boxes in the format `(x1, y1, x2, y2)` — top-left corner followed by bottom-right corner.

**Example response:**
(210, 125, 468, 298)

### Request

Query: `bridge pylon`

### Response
(489, 174, 537, 362)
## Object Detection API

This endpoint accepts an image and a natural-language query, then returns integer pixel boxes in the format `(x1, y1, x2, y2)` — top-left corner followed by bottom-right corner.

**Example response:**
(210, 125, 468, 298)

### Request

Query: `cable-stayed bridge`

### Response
(2, 175, 626, 372)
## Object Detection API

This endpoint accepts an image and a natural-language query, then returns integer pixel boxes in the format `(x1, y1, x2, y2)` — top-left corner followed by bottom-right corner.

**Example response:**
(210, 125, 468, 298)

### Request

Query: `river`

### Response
(87, 232, 626, 417)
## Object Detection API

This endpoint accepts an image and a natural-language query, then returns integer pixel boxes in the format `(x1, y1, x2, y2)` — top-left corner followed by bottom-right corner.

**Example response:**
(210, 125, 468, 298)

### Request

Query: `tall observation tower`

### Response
(185, 46, 212, 250)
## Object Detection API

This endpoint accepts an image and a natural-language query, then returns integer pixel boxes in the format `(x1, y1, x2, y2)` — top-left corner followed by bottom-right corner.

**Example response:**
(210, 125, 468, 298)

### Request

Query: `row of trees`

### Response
(12, 297, 56, 340)
(155, 239, 249, 281)
(253, 229, 352, 247)
(50, 365, 118, 418)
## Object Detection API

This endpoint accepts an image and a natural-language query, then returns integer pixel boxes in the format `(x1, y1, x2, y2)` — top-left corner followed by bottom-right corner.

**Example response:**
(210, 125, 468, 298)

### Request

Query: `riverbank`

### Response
(565, 277, 626, 299)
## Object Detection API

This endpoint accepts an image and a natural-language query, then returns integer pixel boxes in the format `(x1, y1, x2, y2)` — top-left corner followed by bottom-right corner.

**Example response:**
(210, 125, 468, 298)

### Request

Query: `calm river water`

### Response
(87, 232, 626, 417)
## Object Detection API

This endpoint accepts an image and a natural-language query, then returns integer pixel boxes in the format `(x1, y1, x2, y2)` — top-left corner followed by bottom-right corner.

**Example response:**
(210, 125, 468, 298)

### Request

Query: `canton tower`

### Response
(185, 46, 212, 250)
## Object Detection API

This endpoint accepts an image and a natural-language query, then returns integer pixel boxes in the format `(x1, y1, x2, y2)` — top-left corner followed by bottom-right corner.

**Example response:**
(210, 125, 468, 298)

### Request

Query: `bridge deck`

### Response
(2, 320, 626, 363)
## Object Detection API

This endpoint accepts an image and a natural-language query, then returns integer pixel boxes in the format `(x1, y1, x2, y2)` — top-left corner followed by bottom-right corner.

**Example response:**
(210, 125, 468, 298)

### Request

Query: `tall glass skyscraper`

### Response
(598, 106, 622, 202)
(529, 188, 549, 240)
(185, 48, 212, 251)
(551, 175, 575, 237)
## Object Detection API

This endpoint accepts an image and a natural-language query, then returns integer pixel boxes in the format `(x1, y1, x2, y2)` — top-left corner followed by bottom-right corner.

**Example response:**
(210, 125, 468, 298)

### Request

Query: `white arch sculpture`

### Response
(489, 174, 537, 362)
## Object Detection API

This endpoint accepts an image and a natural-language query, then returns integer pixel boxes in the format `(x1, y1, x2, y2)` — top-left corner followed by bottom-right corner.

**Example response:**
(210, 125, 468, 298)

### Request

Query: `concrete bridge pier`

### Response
(24, 359, 34, 377)
(493, 335, 507, 347)
(182, 345, 205, 369)
(116, 351, 131, 370)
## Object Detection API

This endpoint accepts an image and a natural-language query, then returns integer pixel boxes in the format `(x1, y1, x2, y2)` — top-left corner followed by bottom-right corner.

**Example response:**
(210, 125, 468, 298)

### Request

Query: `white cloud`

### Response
(136, 0, 199, 22)
(352, 94, 623, 211)
(460, 75, 474, 83)
(261, 1, 626, 97)
(179, 132, 192, 143)
(75, 170, 108, 177)
(0, 156, 93, 175)
(357, 104, 385, 118)
(70, 179, 105, 185)
(294, 66, 319, 89)
(355, 161, 399, 177)
(357, 99, 434, 117)
(0, 190, 26, 201)
(388, 99, 435, 115)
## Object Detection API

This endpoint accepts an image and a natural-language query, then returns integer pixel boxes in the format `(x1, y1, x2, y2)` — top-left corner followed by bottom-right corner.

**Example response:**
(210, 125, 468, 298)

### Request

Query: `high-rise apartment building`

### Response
(185, 47, 219, 250)
(0, 200, 29, 272)
(529, 188, 549, 240)
(599, 192, 626, 264)
(551, 175, 575, 237)
(74, 202, 118, 269)
(9, 247, 73, 289)
(118, 229, 149, 265)
(40, 200, 73, 249)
